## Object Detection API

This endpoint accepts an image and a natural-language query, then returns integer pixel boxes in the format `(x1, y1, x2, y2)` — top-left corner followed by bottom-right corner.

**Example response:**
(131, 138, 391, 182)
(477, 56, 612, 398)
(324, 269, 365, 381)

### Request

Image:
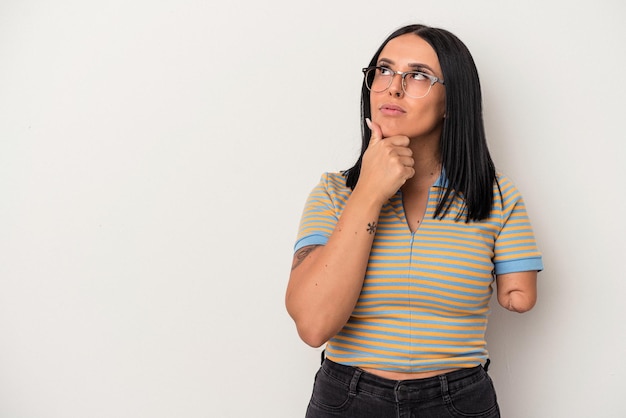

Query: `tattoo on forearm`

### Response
(367, 221, 377, 235)
(291, 245, 320, 270)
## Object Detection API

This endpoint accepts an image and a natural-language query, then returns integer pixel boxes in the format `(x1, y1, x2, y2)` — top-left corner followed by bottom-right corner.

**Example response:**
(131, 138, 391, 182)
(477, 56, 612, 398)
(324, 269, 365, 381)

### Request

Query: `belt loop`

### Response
(483, 358, 491, 372)
(439, 374, 449, 401)
(349, 369, 362, 396)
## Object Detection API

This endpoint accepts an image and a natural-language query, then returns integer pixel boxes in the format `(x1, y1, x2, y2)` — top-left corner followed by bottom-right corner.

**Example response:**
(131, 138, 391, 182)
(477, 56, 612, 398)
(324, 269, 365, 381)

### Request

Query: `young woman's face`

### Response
(370, 34, 446, 142)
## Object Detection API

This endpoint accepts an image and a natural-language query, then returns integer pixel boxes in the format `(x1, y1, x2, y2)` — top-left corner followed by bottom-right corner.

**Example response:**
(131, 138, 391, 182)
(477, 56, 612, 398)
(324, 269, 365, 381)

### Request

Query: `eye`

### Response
(378, 66, 394, 76)
(408, 71, 429, 81)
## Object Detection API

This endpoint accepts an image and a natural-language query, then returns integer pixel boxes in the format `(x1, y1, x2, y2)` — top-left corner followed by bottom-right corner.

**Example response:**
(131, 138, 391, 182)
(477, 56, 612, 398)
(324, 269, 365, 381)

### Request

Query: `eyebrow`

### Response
(378, 58, 436, 73)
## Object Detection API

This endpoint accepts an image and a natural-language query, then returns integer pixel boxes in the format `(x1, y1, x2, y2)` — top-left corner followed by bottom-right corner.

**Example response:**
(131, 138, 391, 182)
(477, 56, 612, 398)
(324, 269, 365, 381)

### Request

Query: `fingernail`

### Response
(365, 118, 372, 129)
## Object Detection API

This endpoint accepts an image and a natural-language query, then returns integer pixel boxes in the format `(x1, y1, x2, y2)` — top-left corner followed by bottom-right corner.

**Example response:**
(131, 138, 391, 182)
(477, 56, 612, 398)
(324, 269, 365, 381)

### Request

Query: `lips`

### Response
(379, 103, 406, 115)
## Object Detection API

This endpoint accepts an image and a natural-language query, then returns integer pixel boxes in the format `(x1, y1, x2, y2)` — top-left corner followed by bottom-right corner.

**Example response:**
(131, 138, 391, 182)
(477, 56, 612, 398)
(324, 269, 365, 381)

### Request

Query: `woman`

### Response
(286, 24, 543, 418)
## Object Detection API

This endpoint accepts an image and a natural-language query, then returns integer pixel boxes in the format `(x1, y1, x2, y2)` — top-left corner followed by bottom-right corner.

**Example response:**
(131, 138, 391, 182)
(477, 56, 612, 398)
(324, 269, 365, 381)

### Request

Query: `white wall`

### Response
(1, 1, 624, 417)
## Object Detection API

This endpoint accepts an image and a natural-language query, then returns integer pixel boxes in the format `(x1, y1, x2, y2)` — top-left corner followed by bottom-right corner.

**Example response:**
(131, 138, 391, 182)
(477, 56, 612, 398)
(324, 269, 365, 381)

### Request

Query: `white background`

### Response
(1, 1, 625, 417)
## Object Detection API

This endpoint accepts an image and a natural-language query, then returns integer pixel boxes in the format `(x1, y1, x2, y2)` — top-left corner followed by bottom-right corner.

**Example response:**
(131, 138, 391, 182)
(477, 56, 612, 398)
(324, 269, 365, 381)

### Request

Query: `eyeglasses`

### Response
(362, 66, 445, 99)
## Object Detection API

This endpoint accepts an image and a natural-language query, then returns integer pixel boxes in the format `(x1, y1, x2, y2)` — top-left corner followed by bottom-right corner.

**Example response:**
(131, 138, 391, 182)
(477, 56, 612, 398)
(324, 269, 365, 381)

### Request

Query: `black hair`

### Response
(344, 24, 496, 222)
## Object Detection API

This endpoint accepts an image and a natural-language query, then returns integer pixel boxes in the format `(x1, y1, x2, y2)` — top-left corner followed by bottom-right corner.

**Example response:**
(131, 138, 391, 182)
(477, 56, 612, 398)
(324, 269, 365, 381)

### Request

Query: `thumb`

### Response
(366, 118, 383, 145)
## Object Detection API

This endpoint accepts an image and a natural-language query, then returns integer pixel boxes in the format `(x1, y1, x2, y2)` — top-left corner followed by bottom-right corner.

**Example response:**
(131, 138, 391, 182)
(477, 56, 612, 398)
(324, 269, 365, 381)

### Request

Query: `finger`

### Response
(366, 118, 383, 145)
(398, 156, 414, 167)
(386, 135, 411, 148)
(394, 145, 413, 157)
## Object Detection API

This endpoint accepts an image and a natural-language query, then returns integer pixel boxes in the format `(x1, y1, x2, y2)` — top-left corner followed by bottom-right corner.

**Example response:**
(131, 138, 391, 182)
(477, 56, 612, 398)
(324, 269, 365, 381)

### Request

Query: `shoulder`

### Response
(494, 171, 524, 203)
(320, 172, 349, 187)
(494, 171, 516, 189)
(315, 172, 351, 195)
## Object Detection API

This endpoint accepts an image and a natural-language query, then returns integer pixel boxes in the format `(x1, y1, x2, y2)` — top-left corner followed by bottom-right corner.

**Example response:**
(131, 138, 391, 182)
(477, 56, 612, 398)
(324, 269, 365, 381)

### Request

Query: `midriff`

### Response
(360, 366, 461, 381)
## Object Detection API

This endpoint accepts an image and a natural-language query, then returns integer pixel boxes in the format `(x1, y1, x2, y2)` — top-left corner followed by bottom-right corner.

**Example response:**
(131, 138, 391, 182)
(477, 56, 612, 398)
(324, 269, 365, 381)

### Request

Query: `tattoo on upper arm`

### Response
(291, 245, 321, 270)
(367, 222, 377, 235)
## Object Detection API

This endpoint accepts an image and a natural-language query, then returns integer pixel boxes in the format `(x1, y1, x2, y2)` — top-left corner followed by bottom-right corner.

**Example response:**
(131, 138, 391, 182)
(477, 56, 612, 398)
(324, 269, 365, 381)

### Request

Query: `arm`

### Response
(285, 119, 415, 347)
(286, 190, 383, 347)
(495, 270, 537, 313)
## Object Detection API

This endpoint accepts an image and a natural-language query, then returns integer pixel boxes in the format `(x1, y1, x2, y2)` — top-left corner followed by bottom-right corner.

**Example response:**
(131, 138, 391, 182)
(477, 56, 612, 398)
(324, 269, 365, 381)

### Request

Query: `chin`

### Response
(379, 122, 405, 138)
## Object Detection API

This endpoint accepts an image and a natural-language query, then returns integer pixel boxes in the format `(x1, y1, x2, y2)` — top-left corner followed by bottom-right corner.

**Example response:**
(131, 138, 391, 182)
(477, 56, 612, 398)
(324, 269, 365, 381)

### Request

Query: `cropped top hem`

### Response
(324, 351, 488, 374)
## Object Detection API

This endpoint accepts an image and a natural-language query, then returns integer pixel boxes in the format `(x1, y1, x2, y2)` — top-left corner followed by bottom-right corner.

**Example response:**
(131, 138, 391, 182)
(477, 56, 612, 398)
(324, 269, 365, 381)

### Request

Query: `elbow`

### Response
(285, 284, 344, 347)
(292, 314, 334, 348)
(297, 326, 329, 348)
(286, 301, 331, 348)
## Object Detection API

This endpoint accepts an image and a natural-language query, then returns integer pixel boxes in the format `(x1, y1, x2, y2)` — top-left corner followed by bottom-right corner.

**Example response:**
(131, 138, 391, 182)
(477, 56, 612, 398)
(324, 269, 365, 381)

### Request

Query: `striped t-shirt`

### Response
(294, 171, 543, 372)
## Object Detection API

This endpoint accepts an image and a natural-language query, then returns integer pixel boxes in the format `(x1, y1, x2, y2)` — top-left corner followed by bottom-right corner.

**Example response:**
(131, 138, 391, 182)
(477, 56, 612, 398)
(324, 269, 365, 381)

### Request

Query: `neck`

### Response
(405, 134, 441, 189)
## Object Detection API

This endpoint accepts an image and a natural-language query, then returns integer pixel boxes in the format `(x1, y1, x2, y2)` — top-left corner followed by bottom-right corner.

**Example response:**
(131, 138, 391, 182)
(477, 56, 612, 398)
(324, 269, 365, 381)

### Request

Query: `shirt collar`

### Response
(433, 168, 449, 188)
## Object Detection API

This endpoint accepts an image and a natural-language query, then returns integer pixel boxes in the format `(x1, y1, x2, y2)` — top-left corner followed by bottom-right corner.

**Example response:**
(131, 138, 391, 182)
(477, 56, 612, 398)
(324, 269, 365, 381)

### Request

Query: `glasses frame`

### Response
(362, 66, 445, 99)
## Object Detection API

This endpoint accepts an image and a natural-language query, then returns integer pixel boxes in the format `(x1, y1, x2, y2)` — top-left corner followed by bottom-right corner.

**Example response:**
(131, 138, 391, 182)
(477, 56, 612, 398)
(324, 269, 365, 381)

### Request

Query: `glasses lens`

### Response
(403, 72, 432, 99)
(366, 68, 392, 93)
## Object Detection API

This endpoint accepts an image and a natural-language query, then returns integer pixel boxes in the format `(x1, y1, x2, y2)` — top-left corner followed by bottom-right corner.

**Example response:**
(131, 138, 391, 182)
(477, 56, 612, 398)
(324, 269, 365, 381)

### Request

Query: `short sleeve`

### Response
(294, 173, 347, 253)
(493, 176, 544, 275)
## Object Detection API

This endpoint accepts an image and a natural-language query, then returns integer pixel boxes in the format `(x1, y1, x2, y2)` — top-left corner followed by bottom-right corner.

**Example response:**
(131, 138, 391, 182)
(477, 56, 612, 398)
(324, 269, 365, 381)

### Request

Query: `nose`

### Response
(388, 73, 404, 97)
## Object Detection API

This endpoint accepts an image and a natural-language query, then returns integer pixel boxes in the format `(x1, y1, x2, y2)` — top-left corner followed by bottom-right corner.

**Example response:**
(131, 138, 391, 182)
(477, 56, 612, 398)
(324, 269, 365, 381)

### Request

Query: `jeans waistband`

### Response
(320, 358, 488, 403)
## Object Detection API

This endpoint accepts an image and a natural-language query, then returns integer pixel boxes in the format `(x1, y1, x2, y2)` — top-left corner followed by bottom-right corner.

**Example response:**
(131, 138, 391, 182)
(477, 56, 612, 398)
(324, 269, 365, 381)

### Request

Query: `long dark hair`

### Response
(344, 24, 496, 222)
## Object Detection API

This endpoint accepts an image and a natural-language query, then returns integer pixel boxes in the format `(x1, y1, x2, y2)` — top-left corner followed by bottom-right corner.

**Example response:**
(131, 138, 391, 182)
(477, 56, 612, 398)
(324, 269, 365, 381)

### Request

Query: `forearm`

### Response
(286, 189, 382, 347)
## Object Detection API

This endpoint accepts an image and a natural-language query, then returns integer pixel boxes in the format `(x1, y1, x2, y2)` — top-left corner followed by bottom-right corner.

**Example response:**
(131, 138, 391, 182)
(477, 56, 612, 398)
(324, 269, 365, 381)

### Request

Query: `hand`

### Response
(356, 118, 415, 204)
